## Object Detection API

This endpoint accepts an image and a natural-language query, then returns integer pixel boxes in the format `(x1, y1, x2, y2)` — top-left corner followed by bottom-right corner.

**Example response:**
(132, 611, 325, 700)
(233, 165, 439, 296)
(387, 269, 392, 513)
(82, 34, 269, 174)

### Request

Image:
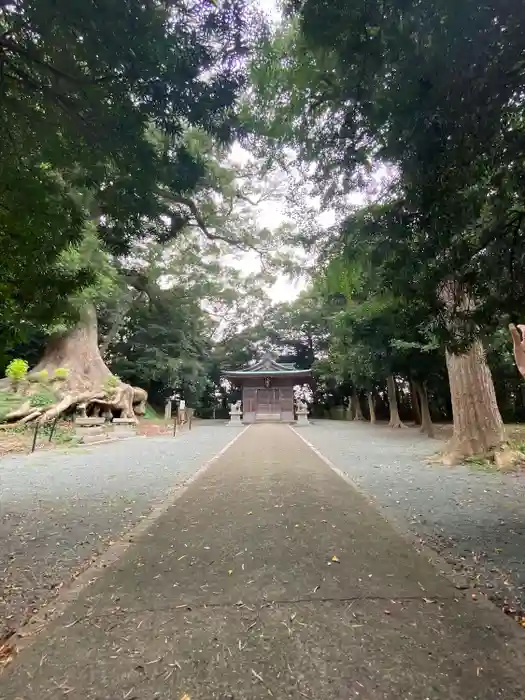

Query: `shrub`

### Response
(5, 358, 29, 384)
(104, 375, 120, 392)
(36, 369, 49, 383)
(54, 367, 69, 380)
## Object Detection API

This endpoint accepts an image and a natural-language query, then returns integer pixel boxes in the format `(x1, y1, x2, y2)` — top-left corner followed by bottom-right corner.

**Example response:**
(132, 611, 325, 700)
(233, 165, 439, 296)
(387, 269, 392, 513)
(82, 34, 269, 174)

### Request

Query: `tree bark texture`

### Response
(414, 380, 434, 438)
(445, 340, 504, 458)
(367, 392, 377, 424)
(387, 374, 405, 428)
(410, 380, 422, 425)
(351, 388, 365, 420)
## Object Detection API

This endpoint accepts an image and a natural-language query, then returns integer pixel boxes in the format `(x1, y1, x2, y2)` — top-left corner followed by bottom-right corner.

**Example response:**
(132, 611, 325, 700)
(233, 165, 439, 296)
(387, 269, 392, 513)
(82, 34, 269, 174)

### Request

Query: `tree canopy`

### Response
(1, 0, 263, 331)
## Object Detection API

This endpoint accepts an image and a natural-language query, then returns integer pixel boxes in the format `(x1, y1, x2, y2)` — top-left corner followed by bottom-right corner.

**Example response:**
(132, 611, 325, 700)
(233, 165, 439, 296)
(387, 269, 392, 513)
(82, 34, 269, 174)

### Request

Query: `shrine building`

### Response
(222, 353, 312, 423)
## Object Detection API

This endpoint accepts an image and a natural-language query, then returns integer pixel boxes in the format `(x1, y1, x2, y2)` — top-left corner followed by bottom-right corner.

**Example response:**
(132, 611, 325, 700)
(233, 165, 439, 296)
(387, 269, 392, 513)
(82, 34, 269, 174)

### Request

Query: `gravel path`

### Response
(0, 425, 242, 638)
(300, 420, 525, 620)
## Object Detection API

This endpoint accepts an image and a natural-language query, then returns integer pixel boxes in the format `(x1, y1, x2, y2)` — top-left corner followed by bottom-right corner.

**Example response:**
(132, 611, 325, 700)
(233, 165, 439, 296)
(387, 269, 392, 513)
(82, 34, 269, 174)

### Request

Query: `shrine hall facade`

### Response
(222, 353, 312, 423)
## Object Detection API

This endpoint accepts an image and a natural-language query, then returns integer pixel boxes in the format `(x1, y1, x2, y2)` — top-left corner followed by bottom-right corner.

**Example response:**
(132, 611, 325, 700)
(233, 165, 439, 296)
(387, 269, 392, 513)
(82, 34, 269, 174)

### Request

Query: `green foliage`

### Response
(0, 391, 25, 420)
(143, 404, 161, 420)
(30, 388, 57, 408)
(247, 4, 525, 341)
(5, 358, 29, 383)
(104, 375, 120, 392)
(1, 0, 263, 344)
(35, 369, 50, 384)
(54, 367, 69, 381)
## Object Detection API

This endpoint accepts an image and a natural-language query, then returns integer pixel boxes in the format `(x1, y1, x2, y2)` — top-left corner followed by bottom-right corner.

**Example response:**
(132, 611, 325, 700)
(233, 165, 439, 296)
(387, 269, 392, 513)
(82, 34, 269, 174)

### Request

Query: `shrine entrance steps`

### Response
(254, 412, 282, 421)
(3, 423, 525, 699)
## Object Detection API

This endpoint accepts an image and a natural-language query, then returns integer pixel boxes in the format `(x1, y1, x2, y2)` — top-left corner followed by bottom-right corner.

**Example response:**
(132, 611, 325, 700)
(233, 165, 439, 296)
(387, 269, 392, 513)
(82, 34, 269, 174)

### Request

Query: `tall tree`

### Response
(1, 0, 262, 332)
(244, 6, 525, 461)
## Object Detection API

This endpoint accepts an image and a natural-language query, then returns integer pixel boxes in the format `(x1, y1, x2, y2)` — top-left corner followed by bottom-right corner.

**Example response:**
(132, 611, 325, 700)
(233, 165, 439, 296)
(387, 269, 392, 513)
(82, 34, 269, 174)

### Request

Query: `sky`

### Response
(227, 140, 334, 303)
(227, 0, 365, 304)
(230, 0, 308, 304)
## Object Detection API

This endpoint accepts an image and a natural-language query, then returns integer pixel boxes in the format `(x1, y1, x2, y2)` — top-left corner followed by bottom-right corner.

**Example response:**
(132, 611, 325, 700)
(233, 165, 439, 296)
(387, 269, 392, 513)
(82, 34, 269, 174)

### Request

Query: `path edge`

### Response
(6, 425, 251, 661)
(289, 425, 525, 642)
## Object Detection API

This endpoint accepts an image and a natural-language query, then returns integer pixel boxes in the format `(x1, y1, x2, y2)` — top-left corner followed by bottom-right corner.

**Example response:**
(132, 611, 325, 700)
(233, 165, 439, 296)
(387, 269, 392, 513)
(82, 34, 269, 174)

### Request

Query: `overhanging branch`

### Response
(156, 188, 266, 260)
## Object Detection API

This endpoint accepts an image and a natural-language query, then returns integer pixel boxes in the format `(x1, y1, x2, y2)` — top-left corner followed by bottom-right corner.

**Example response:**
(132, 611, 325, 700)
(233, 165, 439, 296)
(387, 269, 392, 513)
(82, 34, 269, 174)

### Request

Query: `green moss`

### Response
(104, 374, 120, 390)
(54, 367, 69, 380)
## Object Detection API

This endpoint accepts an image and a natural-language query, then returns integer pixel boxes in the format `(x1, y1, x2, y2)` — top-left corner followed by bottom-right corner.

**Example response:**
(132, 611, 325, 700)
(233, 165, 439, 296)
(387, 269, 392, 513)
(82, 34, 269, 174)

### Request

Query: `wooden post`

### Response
(164, 399, 172, 423)
(31, 423, 40, 453)
(48, 416, 60, 442)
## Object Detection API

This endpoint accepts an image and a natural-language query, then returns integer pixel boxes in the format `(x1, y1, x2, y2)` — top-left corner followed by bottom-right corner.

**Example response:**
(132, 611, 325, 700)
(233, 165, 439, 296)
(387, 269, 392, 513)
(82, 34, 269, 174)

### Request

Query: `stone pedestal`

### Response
(228, 411, 242, 426)
(75, 417, 107, 444)
(296, 409, 309, 426)
(111, 418, 138, 438)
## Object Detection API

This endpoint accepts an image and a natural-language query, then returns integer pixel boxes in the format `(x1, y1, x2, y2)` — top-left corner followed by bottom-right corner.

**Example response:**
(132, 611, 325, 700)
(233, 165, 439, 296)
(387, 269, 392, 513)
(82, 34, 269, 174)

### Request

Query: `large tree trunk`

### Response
(444, 340, 505, 461)
(4, 304, 146, 424)
(34, 304, 113, 392)
(414, 380, 434, 438)
(367, 392, 377, 424)
(351, 388, 365, 421)
(410, 380, 422, 425)
(387, 374, 406, 428)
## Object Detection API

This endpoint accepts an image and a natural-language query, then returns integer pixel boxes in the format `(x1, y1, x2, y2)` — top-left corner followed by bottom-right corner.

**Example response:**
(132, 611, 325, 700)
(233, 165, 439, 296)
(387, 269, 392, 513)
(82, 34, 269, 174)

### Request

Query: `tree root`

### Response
(428, 442, 525, 469)
(5, 401, 31, 421)
(41, 391, 106, 423)
(1, 384, 148, 425)
(388, 419, 407, 429)
(493, 446, 525, 472)
(19, 410, 44, 424)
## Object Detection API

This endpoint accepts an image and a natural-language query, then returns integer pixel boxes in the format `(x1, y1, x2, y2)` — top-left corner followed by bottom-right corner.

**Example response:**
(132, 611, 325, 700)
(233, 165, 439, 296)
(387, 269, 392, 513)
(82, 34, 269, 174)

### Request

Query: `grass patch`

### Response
(463, 455, 497, 472)
(0, 419, 77, 457)
(143, 404, 163, 420)
(0, 390, 25, 420)
(29, 387, 57, 408)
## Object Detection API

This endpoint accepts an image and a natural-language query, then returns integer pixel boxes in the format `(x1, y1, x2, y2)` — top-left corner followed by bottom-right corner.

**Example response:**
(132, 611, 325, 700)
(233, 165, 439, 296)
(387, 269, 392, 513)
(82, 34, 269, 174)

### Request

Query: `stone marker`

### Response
(228, 400, 243, 426)
(296, 399, 309, 426)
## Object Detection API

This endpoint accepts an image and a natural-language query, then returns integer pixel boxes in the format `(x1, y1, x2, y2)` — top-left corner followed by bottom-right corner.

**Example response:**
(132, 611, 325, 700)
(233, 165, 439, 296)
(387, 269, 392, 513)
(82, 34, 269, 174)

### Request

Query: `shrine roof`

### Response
(222, 353, 312, 378)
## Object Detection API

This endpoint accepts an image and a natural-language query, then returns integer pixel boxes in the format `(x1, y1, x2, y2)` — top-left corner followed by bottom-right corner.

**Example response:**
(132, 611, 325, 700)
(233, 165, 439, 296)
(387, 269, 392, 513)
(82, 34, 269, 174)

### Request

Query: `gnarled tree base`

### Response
(1, 304, 147, 426)
(431, 442, 525, 470)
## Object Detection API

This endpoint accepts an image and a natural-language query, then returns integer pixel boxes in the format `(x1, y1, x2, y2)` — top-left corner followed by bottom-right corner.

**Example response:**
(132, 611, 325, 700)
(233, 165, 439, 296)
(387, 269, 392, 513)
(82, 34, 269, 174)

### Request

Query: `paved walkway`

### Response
(2, 425, 525, 699)
(301, 420, 525, 618)
(0, 425, 241, 638)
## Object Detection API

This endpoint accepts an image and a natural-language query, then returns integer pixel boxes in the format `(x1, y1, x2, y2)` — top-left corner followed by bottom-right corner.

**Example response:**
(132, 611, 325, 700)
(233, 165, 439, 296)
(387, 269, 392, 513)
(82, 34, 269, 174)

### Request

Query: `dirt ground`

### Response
(0, 416, 198, 457)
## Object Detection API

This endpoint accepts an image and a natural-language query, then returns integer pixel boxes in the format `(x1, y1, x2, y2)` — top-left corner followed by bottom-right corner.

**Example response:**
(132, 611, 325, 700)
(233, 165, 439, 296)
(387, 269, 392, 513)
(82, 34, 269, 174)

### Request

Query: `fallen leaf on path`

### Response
(180, 694, 191, 700)
(228, 569, 233, 576)
(331, 555, 340, 563)
(0, 642, 15, 668)
(422, 598, 436, 604)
